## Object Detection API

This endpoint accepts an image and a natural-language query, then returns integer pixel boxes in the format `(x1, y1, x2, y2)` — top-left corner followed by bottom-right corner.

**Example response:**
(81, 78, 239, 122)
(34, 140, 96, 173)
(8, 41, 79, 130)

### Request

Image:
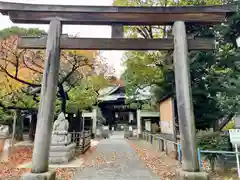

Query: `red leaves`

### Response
(9, 146, 33, 166)
(0, 164, 30, 179)
(0, 146, 32, 178)
(0, 146, 77, 179)
(55, 168, 76, 180)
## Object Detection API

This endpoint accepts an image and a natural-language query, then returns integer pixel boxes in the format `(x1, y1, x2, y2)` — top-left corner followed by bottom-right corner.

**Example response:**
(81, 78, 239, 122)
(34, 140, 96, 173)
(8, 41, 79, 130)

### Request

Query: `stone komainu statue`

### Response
(51, 112, 71, 145)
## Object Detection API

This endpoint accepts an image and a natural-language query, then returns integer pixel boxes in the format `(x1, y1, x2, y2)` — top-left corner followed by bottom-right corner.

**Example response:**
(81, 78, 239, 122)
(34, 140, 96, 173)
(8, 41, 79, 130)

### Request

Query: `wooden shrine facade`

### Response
(97, 85, 143, 130)
(0, 1, 236, 178)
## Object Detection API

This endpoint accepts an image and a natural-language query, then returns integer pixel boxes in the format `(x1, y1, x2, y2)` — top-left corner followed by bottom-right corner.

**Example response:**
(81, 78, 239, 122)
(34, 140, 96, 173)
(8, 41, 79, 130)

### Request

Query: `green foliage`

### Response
(67, 85, 98, 112)
(197, 130, 232, 171)
(170, 0, 224, 6)
(197, 130, 231, 151)
(141, 103, 154, 111)
(0, 107, 12, 122)
(116, 0, 240, 129)
(0, 26, 45, 39)
(123, 51, 164, 100)
(67, 75, 108, 112)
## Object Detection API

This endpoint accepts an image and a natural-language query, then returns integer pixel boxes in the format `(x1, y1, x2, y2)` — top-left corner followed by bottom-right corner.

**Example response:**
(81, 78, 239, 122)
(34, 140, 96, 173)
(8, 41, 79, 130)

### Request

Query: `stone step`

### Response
(49, 149, 74, 157)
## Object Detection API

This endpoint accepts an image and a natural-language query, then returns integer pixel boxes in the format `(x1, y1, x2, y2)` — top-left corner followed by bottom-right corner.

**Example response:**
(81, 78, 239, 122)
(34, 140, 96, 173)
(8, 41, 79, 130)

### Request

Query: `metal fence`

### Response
(142, 131, 181, 161)
(142, 132, 240, 177)
(197, 149, 240, 171)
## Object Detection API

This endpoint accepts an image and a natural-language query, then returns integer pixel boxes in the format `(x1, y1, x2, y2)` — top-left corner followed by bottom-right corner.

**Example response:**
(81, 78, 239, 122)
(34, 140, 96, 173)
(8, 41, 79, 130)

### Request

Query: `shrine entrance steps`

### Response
(73, 131, 159, 180)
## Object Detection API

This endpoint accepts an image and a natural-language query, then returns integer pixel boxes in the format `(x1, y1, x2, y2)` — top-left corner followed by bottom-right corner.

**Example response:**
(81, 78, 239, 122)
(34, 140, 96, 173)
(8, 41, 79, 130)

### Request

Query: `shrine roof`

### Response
(98, 85, 121, 97)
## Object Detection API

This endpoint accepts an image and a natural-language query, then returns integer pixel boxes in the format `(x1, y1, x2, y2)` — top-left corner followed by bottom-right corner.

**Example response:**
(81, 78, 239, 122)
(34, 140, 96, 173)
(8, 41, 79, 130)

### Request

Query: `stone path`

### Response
(74, 131, 159, 180)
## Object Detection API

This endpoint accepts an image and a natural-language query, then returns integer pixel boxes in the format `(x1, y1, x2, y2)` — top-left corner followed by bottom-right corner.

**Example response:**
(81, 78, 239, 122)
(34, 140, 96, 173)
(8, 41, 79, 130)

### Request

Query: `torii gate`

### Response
(0, 1, 235, 179)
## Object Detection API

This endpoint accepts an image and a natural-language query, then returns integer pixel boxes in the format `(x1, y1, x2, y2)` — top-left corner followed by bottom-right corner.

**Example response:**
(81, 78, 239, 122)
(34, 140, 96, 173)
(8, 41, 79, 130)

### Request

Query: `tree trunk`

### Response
(210, 159, 215, 172)
(15, 110, 23, 141)
(58, 84, 67, 113)
(29, 112, 37, 142)
(61, 97, 66, 113)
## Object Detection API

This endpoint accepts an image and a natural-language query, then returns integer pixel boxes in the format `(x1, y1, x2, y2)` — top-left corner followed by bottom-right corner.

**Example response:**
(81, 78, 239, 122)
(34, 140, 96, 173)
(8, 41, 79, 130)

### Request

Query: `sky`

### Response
(0, 0, 125, 77)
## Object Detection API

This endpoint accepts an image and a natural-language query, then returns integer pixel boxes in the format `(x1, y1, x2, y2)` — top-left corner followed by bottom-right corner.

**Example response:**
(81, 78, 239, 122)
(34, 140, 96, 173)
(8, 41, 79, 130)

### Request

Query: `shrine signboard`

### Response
(229, 129, 240, 145)
(229, 129, 240, 177)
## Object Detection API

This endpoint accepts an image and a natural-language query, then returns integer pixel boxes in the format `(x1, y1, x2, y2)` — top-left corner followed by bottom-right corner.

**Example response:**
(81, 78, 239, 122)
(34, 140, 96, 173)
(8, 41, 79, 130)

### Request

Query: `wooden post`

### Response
(31, 19, 62, 173)
(160, 139, 164, 151)
(92, 109, 97, 137)
(111, 24, 124, 38)
(11, 110, 17, 149)
(137, 110, 141, 138)
(172, 21, 199, 172)
(165, 140, 168, 155)
(171, 97, 179, 160)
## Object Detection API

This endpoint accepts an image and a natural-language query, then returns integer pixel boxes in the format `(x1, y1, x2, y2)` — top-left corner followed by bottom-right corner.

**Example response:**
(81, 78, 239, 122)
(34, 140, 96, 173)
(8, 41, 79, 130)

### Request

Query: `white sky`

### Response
(0, 0, 125, 77)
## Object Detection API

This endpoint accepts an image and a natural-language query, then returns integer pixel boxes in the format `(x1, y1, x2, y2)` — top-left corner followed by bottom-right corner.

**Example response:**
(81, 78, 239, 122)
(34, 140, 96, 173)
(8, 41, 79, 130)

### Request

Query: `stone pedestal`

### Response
(96, 128, 101, 138)
(0, 138, 6, 152)
(21, 170, 56, 180)
(0, 125, 9, 153)
(124, 130, 133, 139)
(49, 132, 76, 164)
(101, 126, 109, 138)
(176, 169, 209, 180)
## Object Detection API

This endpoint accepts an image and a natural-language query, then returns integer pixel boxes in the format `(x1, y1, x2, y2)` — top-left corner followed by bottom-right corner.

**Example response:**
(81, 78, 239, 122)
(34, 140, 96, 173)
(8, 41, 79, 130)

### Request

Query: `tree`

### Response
(0, 27, 45, 141)
(114, 0, 240, 129)
(66, 75, 108, 112)
(0, 26, 45, 40)
(0, 26, 106, 140)
(0, 32, 100, 113)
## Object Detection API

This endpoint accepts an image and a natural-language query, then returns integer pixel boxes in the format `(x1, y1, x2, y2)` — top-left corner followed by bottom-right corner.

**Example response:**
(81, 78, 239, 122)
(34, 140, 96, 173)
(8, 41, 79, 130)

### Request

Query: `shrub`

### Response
(197, 130, 232, 171)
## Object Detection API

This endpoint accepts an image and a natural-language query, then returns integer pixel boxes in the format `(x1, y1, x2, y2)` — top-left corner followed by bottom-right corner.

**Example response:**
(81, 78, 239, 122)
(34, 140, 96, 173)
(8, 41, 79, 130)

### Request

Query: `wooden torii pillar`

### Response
(173, 21, 208, 178)
(0, 1, 234, 180)
(31, 19, 61, 178)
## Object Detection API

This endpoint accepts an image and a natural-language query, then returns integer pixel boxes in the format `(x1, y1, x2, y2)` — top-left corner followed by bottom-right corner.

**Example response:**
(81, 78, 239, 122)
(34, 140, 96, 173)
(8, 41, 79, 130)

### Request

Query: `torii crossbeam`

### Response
(0, 1, 235, 25)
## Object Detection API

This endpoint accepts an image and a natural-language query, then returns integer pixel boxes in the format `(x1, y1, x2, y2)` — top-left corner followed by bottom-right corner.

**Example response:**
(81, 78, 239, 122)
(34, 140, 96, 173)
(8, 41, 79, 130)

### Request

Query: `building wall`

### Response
(159, 97, 174, 134)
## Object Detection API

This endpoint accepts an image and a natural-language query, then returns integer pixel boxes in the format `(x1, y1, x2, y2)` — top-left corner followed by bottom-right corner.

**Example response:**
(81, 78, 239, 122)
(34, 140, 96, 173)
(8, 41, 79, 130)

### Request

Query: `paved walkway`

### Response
(74, 131, 159, 180)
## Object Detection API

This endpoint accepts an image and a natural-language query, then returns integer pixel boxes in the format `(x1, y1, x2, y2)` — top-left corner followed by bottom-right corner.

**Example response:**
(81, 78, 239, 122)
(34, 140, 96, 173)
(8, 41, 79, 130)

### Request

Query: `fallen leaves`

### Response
(130, 140, 180, 180)
(0, 163, 30, 179)
(130, 140, 240, 180)
(0, 146, 78, 179)
(0, 146, 33, 179)
(210, 171, 239, 180)
(9, 146, 33, 166)
(55, 168, 76, 180)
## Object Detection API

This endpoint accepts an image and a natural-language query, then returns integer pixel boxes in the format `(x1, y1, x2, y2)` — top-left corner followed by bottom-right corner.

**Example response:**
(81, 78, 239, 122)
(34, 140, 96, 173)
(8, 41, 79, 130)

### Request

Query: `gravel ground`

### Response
(74, 132, 159, 180)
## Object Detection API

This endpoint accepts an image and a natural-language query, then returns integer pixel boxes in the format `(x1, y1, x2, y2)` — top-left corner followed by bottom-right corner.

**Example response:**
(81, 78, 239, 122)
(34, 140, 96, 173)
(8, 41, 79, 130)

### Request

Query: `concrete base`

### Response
(124, 131, 133, 139)
(49, 143, 76, 164)
(21, 170, 56, 180)
(176, 169, 210, 180)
